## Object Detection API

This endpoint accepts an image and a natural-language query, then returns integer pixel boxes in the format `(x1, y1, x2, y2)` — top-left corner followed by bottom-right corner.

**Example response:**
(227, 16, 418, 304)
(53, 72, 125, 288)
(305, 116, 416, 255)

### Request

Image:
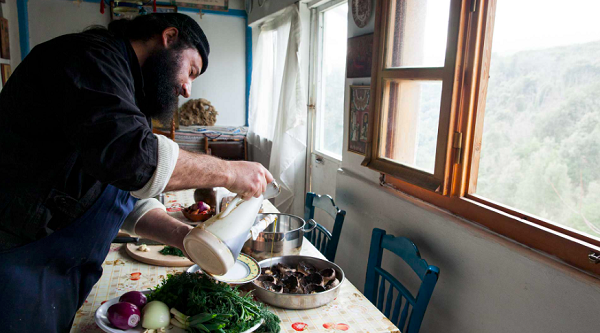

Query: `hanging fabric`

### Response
(248, 5, 306, 214)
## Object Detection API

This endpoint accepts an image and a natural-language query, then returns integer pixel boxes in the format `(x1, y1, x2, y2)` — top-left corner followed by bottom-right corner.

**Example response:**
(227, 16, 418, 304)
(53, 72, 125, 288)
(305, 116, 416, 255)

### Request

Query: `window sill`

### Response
(379, 173, 600, 280)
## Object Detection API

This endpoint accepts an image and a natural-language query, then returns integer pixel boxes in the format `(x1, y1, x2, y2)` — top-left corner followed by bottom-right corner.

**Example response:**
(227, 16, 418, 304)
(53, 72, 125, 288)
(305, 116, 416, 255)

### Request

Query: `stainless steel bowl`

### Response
(243, 213, 316, 261)
(252, 255, 345, 309)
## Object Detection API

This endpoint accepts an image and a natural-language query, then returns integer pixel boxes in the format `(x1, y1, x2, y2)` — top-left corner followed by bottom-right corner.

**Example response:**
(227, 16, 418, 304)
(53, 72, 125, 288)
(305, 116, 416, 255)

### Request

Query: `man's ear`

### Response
(161, 27, 179, 48)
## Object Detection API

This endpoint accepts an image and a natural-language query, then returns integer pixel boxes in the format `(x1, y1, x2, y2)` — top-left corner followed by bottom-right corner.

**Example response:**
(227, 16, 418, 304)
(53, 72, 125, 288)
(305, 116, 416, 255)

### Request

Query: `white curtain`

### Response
(248, 6, 306, 214)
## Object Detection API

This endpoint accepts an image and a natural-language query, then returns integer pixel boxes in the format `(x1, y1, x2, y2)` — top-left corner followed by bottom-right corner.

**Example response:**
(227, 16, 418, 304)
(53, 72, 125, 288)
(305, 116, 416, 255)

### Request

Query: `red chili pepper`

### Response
(131, 272, 142, 280)
(292, 322, 308, 331)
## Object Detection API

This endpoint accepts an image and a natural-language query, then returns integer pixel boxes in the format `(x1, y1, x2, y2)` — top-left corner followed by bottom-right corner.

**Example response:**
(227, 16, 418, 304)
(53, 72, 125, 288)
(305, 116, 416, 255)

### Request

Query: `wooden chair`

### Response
(303, 192, 346, 262)
(364, 228, 440, 333)
(152, 119, 175, 140)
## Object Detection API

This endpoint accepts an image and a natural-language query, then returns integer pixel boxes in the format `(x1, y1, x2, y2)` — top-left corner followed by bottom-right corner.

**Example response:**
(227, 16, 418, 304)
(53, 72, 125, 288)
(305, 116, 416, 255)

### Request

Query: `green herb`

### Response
(159, 245, 186, 257)
(148, 272, 280, 333)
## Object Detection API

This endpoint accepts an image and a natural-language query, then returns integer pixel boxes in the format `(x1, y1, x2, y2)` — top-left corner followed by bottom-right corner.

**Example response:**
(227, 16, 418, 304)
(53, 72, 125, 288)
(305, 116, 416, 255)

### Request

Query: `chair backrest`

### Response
(303, 192, 346, 262)
(364, 228, 439, 333)
(152, 118, 176, 140)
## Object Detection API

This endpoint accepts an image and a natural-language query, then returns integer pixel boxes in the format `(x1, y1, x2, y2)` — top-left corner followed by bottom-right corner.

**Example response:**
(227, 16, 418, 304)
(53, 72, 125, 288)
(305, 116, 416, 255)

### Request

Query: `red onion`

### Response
(107, 302, 141, 330)
(119, 291, 147, 310)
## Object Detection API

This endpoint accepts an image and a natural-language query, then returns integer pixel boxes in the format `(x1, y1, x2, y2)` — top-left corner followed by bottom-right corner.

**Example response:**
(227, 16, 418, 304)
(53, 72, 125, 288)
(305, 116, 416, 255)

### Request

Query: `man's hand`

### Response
(226, 161, 274, 200)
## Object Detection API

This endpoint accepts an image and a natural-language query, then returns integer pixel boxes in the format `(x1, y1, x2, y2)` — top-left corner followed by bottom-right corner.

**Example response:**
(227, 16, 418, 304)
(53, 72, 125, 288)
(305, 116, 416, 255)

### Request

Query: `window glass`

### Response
(476, 0, 600, 237)
(316, 3, 348, 159)
(385, 0, 450, 68)
(379, 80, 441, 173)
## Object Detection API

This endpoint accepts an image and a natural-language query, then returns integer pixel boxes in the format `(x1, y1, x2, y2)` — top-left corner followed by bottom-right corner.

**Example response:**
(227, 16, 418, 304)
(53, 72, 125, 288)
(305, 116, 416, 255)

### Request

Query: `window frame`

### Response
(312, 0, 348, 161)
(365, 0, 600, 277)
(362, 0, 464, 193)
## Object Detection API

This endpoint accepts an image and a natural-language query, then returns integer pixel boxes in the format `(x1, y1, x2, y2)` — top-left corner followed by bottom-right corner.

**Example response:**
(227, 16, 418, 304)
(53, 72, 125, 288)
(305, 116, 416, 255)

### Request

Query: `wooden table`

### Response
(70, 192, 400, 333)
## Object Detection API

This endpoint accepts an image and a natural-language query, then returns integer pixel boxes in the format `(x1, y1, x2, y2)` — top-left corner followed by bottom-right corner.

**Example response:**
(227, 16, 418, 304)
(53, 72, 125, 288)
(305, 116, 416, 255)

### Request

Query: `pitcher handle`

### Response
(302, 219, 318, 233)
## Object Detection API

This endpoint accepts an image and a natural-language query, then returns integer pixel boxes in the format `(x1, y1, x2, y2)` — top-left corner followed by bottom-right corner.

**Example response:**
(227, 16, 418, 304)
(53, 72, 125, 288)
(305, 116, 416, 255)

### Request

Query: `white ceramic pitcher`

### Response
(183, 181, 281, 275)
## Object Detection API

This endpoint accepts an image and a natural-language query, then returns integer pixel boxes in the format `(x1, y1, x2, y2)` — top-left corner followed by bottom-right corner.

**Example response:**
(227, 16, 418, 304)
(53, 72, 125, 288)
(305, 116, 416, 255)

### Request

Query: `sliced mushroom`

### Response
(275, 263, 296, 275)
(326, 278, 340, 290)
(297, 261, 316, 275)
(320, 268, 336, 283)
(305, 273, 324, 286)
(281, 275, 299, 290)
(306, 284, 327, 294)
(258, 275, 277, 285)
(261, 267, 274, 276)
(262, 281, 283, 293)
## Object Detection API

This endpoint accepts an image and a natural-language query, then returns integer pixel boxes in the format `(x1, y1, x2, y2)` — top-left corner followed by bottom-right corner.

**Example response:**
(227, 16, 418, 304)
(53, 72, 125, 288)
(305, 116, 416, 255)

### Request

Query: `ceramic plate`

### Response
(95, 290, 263, 333)
(187, 253, 260, 285)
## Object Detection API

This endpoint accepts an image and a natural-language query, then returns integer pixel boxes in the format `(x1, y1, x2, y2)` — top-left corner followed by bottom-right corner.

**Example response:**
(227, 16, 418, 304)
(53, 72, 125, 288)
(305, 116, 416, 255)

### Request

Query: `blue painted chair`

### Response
(303, 192, 346, 262)
(364, 228, 440, 333)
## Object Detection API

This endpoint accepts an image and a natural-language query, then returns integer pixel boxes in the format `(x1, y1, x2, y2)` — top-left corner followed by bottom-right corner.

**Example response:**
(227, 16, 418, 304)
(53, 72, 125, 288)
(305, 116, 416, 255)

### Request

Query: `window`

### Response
(363, 0, 459, 191)
(365, 0, 600, 276)
(314, 1, 348, 160)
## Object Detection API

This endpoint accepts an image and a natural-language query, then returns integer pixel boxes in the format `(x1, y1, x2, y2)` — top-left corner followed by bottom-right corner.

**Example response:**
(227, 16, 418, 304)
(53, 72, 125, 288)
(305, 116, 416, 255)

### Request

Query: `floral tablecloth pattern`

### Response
(71, 191, 399, 333)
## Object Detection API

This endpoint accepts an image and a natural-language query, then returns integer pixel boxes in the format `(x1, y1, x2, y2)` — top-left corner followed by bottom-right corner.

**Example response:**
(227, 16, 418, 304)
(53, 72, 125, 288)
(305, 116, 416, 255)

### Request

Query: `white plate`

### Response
(95, 290, 263, 333)
(187, 253, 260, 285)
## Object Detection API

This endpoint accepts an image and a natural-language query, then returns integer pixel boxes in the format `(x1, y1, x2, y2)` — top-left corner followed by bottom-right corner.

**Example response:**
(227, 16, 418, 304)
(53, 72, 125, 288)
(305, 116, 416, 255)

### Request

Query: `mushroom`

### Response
(320, 268, 336, 283)
(262, 281, 283, 293)
(258, 275, 277, 285)
(305, 273, 324, 286)
(281, 275, 299, 290)
(275, 263, 296, 275)
(305, 284, 327, 294)
(297, 261, 316, 275)
(326, 278, 340, 290)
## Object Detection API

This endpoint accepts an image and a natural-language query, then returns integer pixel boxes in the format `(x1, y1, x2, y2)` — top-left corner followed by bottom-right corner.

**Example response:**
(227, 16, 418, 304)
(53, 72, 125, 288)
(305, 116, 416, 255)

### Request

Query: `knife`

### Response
(112, 236, 164, 246)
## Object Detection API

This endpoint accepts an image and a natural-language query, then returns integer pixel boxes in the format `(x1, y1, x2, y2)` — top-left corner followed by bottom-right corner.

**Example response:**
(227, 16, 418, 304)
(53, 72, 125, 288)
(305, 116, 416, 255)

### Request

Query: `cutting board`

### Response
(125, 243, 194, 267)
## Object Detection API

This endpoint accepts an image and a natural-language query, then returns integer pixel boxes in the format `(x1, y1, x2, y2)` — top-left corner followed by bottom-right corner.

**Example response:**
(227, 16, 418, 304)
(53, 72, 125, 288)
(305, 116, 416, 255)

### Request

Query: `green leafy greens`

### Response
(148, 272, 280, 333)
(159, 245, 186, 257)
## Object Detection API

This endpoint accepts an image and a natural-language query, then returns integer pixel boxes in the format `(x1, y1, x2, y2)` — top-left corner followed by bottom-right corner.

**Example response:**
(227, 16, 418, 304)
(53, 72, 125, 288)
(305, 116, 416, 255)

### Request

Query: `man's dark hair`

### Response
(108, 13, 210, 74)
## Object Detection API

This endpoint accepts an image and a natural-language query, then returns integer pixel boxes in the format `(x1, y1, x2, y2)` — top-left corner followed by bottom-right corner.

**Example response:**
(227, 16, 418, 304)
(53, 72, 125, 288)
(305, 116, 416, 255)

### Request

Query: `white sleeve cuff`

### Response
(121, 198, 166, 236)
(131, 134, 179, 199)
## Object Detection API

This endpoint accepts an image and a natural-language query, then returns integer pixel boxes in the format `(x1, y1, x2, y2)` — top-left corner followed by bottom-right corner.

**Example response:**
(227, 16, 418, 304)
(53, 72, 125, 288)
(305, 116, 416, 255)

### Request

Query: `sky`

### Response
(420, 0, 600, 61)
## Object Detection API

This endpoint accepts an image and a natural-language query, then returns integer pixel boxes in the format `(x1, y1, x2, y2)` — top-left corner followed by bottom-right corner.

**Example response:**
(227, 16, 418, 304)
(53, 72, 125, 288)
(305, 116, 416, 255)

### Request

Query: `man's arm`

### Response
(164, 148, 274, 200)
(133, 208, 193, 255)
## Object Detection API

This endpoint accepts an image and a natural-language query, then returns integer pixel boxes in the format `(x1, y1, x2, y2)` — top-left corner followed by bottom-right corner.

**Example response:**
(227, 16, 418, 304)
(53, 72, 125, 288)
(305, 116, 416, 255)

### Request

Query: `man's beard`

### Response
(140, 47, 182, 126)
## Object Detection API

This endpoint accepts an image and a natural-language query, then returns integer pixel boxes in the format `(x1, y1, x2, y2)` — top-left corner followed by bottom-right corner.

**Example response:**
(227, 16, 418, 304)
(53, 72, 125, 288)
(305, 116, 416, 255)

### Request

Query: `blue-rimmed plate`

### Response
(187, 253, 260, 285)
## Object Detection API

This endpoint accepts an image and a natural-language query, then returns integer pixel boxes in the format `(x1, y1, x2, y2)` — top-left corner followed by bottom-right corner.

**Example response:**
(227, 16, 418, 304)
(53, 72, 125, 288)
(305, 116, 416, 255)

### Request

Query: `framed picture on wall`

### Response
(0, 18, 10, 60)
(346, 33, 373, 78)
(1, 64, 11, 86)
(175, 0, 229, 12)
(111, 3, 177, 21)
(348, 85, 371, 155)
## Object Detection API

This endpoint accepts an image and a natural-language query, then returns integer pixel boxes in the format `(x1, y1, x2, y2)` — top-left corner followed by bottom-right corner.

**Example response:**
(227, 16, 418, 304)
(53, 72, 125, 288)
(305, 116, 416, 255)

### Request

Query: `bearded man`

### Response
(0, 13, 272, 332)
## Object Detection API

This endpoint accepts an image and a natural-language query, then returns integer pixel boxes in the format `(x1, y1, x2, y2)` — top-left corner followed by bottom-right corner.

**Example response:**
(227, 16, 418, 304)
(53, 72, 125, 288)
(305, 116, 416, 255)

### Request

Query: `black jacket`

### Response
(0, 29, 158, 250)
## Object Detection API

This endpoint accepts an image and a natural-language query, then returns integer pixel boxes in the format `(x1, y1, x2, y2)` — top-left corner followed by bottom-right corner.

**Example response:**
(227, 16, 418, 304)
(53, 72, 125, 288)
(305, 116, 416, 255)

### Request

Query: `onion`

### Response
(197, 201, 210, 212)
(107, 302, 141, 330)
(119, 291, 147, 310)
(142, 300, 170, 329)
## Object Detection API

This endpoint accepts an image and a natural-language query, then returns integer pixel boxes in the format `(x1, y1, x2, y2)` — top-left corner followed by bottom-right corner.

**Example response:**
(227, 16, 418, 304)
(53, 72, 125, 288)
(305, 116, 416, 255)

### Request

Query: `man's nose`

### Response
(181, 82, 191, 98)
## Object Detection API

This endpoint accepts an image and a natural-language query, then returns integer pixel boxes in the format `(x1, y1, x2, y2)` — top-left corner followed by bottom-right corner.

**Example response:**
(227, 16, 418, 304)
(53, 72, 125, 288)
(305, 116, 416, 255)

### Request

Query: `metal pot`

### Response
(242, 213, 317, 261)
(252, 256, 345, 309)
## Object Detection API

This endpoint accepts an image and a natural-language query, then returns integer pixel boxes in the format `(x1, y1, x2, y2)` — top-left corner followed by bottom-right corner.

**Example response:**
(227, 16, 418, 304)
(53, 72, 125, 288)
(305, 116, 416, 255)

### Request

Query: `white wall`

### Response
(334, 2, 600, 333)
(25, 0, 247, 126)
(178, 11, 246, 126)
